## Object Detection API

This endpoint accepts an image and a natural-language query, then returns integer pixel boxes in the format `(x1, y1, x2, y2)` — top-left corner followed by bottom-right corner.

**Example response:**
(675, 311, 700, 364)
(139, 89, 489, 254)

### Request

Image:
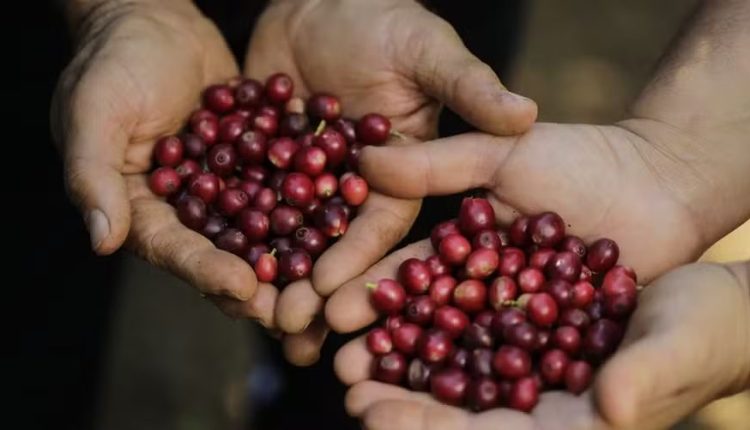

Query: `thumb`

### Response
(412, 26, 537, 135)
(359, 132, 515, 198)
(55, 93, 131, 255)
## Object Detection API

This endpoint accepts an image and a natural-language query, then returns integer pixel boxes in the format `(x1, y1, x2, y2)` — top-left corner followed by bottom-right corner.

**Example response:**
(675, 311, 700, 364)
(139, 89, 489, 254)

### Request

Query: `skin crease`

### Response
(327, 0, 750, 428)
(242, 0, 537, 361)
(52, 0, 537, 365)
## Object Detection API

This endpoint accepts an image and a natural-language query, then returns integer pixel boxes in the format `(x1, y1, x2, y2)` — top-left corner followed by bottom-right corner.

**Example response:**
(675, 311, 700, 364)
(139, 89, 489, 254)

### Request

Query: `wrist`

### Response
(65, 0, 194, 35)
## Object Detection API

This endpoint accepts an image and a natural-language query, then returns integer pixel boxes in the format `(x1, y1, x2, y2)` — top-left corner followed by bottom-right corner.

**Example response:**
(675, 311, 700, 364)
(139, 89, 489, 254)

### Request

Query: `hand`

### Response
(51, 1, 277, 323)
(242, 0, 538, 356)
(333, 249, 750, 430)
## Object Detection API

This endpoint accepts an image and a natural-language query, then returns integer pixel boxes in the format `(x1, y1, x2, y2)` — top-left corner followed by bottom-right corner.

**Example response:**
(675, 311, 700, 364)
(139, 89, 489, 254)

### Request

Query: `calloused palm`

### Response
(332, 243, 750, 430)
(241, 0, 537, 359)
(52, 2, 278, 323)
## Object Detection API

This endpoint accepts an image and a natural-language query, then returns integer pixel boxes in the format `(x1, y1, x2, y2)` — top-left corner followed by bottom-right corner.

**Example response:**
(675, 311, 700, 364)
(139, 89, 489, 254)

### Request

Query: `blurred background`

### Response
(14, 1, 748, 429)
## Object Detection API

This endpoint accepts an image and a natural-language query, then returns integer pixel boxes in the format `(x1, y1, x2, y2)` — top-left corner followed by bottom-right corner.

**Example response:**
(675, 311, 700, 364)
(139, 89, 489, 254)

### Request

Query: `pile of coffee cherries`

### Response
(367, 197, 639, 412)
(148, 73, 390, 285)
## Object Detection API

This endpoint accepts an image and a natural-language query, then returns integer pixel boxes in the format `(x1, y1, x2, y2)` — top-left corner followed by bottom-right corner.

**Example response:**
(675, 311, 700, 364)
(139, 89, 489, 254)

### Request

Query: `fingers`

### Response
(282, 317, 329, 366)
(313, 192, 421, 296)
(359, 133, 515, 199)
(334, 335, 372, 385)
(57, 89, 131, 254)
(325, 240, 434, 333)
(346, 381, 433, 417)
(209, 282, 279, 329)
(275, 280, 325, 333)
(126, 175, 257, 302)
(411, 21, 537, 136)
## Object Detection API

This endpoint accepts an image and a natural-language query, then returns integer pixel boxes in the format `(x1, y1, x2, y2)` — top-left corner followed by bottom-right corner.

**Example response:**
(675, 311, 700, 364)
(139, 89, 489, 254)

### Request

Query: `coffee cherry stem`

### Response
(315, 120, 327, 136)
(366, 282, 377, 290)
(390, 129, 406, 140)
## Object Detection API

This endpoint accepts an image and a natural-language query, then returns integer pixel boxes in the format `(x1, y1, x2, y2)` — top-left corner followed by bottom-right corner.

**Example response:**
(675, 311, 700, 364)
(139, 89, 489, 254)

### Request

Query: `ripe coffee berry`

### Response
(356, 113, 391, 145)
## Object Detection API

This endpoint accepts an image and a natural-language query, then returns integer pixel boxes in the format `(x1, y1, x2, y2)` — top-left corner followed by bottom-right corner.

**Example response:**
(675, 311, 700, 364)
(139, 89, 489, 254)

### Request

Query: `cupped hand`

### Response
(333, 243, 750, 430)
(242, 0, 537, 348)
(51, 1, 275, 321)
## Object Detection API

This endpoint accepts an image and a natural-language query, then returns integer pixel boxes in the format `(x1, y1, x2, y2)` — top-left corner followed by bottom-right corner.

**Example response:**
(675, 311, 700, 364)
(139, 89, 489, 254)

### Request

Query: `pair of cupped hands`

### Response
(52, 1, 749, 429)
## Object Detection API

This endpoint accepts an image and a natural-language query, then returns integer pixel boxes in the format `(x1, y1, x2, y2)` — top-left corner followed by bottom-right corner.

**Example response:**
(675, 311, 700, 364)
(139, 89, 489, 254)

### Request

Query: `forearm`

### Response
(620, 0, 750, 248)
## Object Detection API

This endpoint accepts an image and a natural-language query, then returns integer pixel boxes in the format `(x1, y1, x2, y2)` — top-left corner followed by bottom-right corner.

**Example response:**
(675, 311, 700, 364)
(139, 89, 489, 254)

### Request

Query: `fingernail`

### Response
(86, 209, 110, 251)
(503, 90, 534, 104)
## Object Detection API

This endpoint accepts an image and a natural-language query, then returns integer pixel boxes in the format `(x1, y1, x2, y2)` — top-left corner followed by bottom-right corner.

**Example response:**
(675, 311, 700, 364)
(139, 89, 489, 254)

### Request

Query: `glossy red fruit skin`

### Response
(356, 113, 391, 145)
(546, 251, 582, 282)
(462, 323, 494, 349)
(267, 137, 300, 169)
(438, 233, 472, 265)
(529, 248, 555, 270)
(467, 348, 494, 378)
(243, 243, 270, 266)
(509, 377, 539, 412)
(149, 167, 181, 196)
(203, 84, 235, 113)
(607, 264, 638, 282)
(340, 173, 369, 206)
(384, 315, 405, 333)
(310, 175, 335, 201)
(175, 159, 201, 180)
(279, 113, 309, 137)
(236, 130, 267, 165)
(292, 227, 327, 258)
(472, 229, 502, 251)
(397, 258, 432, 294)
(176, 196, 207, 231)
(206, 143, 237, 177)
(254, 252, 278, 283)
(465, 248, 500, 279)
(281, 172, 314, 207)
(346, 142, 364, 171)
(571, 281, 596, 308)
(527, 293, 559, 327)
(214, 228, 248, 255)
(517, 267, 545, 293)
(602, 270, 638, 298)
(503, 321, 539, 351)
(540, 349, 570, 386)
(565, 360, 593, 394)
(405, 296, 437, 326)
(218, 114, 246, 143)
(236, 208, 270, 242)
(154, 135, 184, 167)
(369, 279, 407, 314)
(430, 368, 470, 406)
(604, 292, 637, 320)
(447, 347, 469, 369)
(334, 118, 358, 144)
(579, 265, 593, 282)
(201, 215, 227, 239)
(559, 308, 591, 332)
(373, 351, 407, 384)
(586, 238, 620, 272)
(292, 146, 327, 177)
(458, 197, 496, 235)
(252, 113, 278, 136)
(429, 275, 457, 306)
(181, 133, 207, 158)
(498, 247, 527, 277)
(433, 306, 470, 338)
(407, 358, 433, 391)
(392, 323, 423, 355)
(536, 329, 552, 351)
(553, 326, 582, 355)
(559, 235, 587, 259)
(367, 328, 393, 354)
(216, 188, 249, 216)
(426, 255, 450, 277)
(314, 128, 347, 168)
(252, 187, 277, 214)
(417, 329, 454, 364)
(240, 165, 268, 183)
(546, 278, 574, 308)
(430, 219, 460, 250)
(307, 93, 342, 121)
(269, 205, 304, 236)
(265, 73, 294, 105)
(528, 212, 565, 247)
(278, 248, 313, 281)
(584, 319, 623, 362)
(234, 78, 263, 108)
(190, 109, 219, 145)
(492, 345, 532, 380)
(453, 280, 487, 313)
(488, 276, 518, 309)
(491, 307, 527, 338)
(509, 216, 531, 246)
(314, 203, 349, 237)
(473, 310, 495, 328)
(467, 377, 500, 411)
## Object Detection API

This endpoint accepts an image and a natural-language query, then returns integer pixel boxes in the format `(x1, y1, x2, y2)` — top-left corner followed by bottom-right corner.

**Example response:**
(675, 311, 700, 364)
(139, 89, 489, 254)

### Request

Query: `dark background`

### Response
(12, 1, 523, 429)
